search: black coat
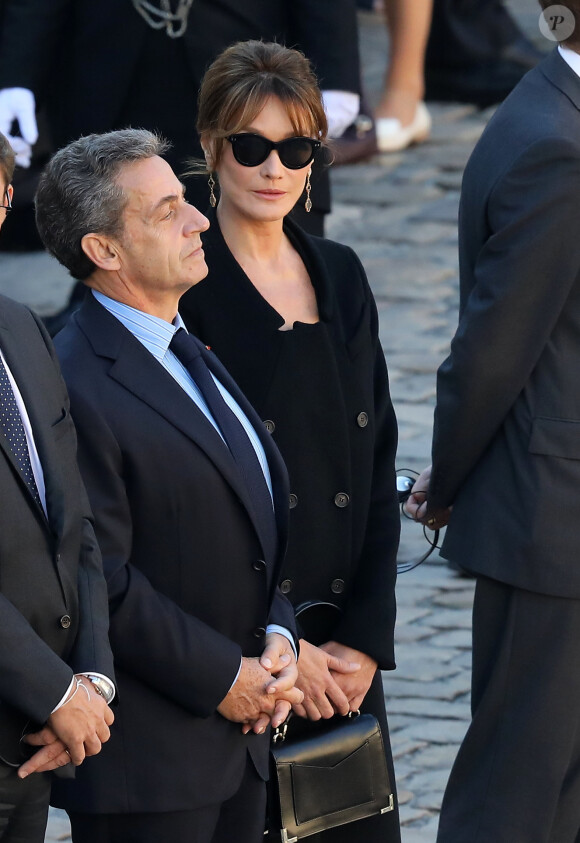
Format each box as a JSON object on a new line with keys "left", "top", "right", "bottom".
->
{"left": 52, "top": 294, "right": 296, "bottom": 814}
{"left": 180, "top": 213, "right": 399, "bottom": 670}
{"left": 0, "top": 294, "right": 113, "bottom": 765}
{"left": 429, "top": 49, "right": 580, "bottom": 597}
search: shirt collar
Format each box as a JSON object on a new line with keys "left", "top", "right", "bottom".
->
{"left": 92, "top": 289, "right": 186, "bottom": 363}
{"left": 558, "top": 44, "right": 580, "bottom": 78}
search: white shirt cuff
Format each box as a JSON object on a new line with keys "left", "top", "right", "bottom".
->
{"left": 51, "top": 677, "right": 76, "bottom": 713}
{"left": 321, "top": 90, "right": 361, "bottom": 139}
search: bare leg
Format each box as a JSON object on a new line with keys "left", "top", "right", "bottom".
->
{"left": 375, "top": 0, "right": 433, "bottom": 127}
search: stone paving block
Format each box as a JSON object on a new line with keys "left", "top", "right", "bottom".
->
{"left": 386, "top": 696, "right": 471, "bottom": 722}
{"left": 428, "top": 103, "right": 478, "bottom": 123}
{"left": 432, "top": 588, "right": 475, "bottom": 609}
{"left": 449, "top": 649, "right": 473, "bottom": 671}
{"left": 414, "top": 144, "right": 473, "bottom": 172}
{"left": 395, "top": 624, "right": 438, "bottom": 644}
{"left": 403, "top": 768, "right": 451, "bottom": 797}
{"left": 395, "top": 585, "right": 439, "bottom": 606}
{"left": 389, "top": 713, "right": 428, "bottom": 734}
{"left": 400, "top": 805, "right": 433, "bottom": 826}
{"left": 330, "top": 162, "right": 401, "bottom": 184}
{"left": 407, "top": 742, "right": 460, "bottom": 771}
{"left": 389, "top": 351, "right": 449, "bottom": 374}
{"left": 421, "top": 608, "right": 473, "bottom": 630}
{"left": 428, "top": 119, "right": 487, "bottom": 146}
{"left": 390, "top": 375, "right": 436, "bottom": 405}
{"left": 435, "top": 171, "right": 464, "bottom": 192}
{"left": 389, "top": 165, "right": 441, "bottom": 186}
{"left": 385, "top": 220, "right": 458, "bottom": 246}
{"left": 410, "top": 193, "right": 460, "bottom": 224}
{"left": 395, "top": 606, "right": 433, "bottom": 626}
{"left": 331, "top": 178, "right": 444, "bottom": 207}
{"left": 398, "top": 718, "right": 469, "bottom": 745}
{"left": 392, "top": 659, "right": 461, "bottom": 684}
{"left": 0, "top": 252, "right": 74, "bottom": 315}
{"left": 391, "top": 736, "right": 430, "bottom": 761}
{"left": 383, "top": 673, "right": 471, "bottom": 702}
{"left": 425, "top": 629, "right": 473, "bottom": 650}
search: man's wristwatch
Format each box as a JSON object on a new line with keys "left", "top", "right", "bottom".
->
{"left": 85, "top": 675, "right": 115, "bottom": 704}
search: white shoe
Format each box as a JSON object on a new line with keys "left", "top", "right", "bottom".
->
{"left": 375, "top": 102, "right": 432, "bottom": 153}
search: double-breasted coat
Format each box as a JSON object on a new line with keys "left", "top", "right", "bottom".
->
{"left": 180, "top": 213, "right": 401, "bottom": 841}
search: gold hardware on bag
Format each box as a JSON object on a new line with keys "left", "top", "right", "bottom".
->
{"left": 381, "top": 794, "right": 395, "bottom": 814}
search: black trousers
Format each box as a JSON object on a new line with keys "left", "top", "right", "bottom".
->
{"left": 68, "top": 754, "right": 266, "bottom": 843}
{"left": 427, "top": 0, "right": 520, "bottom": 68}
{"left": 0, "top": 764, "right": 49, "bottom": 843}
{"left": 437, "top": 576, "right": 580, "bottom": 843}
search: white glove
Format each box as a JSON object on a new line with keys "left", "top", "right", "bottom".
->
{"left": 321, "top": 90, "right": 360, "bottom": 139}
{"left": 0, "top": 88, "right": 38, "bottom": 169}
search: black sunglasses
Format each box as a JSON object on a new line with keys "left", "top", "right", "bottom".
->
{"left": 226, "top": 134, "right": 321, "bottom": 169}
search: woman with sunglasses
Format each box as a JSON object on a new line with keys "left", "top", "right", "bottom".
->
{"left": 180, "top": 40, "right": 401, "bottom": 843}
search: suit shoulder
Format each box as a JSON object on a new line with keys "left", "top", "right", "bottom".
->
{"left": 0, "top": 293, "right": 37, "bottom": 325}
{"left": 54, "top": 319, "right": 94, "bottom": 374}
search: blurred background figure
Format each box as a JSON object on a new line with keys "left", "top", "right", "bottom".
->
{"left": 425, "top": 0, "right": 544, "bottom": 106}
{"left": 0, "top": 0, "right": 361, "bottom": 258}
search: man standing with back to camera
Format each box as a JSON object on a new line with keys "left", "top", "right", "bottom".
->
{"left": 407, "top": 3, "right": 580, "bottom": 840}
{"left": 0, "top": 130, "right": 114, "bottom": 843}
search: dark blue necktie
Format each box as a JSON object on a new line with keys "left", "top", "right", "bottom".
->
{"left": 170, "top": 328, "right": 277, "bottom": 561}
{"left": 0, "top": 355, "right": 42, "bottom": 508}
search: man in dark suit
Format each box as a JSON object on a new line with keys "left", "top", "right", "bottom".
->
{"left": 35, "top": 128, "right": 306, "bottom": 843}
{"left": 0, "top": 130, "right": 115, "bottom": 842}
{"left": 407, "top": 3, "right": 580, "bottom": 839}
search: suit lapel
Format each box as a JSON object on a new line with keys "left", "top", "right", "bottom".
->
{"left": 0, "top": 320, "right": 55, "bottom": 532}
{"left": 76, "top": 297, "right": 287, "bottom": 561}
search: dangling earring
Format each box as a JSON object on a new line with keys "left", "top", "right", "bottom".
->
{"left": 305, "top": 171, "right": 312, "bottom": 213}
{"left": 208, "top": 173, "right": 217, "bottom": 208}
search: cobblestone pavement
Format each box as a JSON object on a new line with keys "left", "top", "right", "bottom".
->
{"left": 0, "top": 2, "right": 547, "bottom": 840}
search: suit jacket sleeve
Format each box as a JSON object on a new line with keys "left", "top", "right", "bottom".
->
{"left": 65, "top": 385, "right": 242, "bottom": 719}
{"left": 0, "top": 594, "right": 74, "bottom": 724}
{"left": 429, "top": 137, "right": 580, "bottom": 511}
{"left": 330, "top": 250, "right": 399, "bottom": 670}
{"left": 33, "top": 312, "right": 116, "bottom": 684}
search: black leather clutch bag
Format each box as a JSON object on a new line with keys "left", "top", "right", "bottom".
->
{"left": 269, "top": 712, "right": 394, "bottom": 842}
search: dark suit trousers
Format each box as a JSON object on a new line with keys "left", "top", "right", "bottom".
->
{"left": 0, "top": 764, "right": 50, "bottom": 843}
{"left": 427, "top": 0, "right": 519, "bottom": 68}
{"left": 68, "top": 755, "right": 266, "bottom": 843}
{"left": 437, "top": 576, "right": 580, "bottom": 843}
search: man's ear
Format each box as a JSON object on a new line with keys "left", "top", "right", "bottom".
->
{"left": 6, "top": 184, "right": 13, "bottom": 203}
{"left": 81, "top": 233, "right": 121, "bottom": 271}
